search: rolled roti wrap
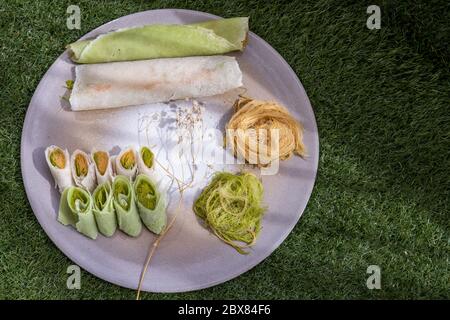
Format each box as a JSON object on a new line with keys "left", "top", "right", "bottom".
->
{"left": 71, "top": 149, "right": 96, "bottom": 192}
{"left": 137, "top": 146, "right": 158, "bottom": 179}
{"left": 112, "top": 175, "right": 142, "bottom": 237}
{"left": 115, "top": 147, "right": 137, "bottom": 179}
{"left": 45, "top": 145, "right": 73, "bottom": 193}
{"left": 67, "top": 17, "right": 248, "bottom": 64}
{"left": 92, "top": 182, "right": 116, "bottom": 237}
{"left": 69, "top": 55, "right": 242, "bottom": 111}
{"left": 138, "top": 146, "right": 171, "bottom": 193}
{"left": 134, "top": 174, "right": 167, "bottom": 235}
{"left": 91, "top": 149, "right": 114, "bottom": 185}
{"left": 58, "top": 186, "right": 98, "bottom": 239}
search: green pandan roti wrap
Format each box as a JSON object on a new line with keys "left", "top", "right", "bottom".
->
{"left": 112, "top": 175, "right": 142, "bottom": 237}
{"left": 92, "top": 182, "right": 117, "bottom": 237}
{"left": 67, "top": 17, "right": 248, "bottom": 63}
{"left": 134, "top": 174, "right": 167, "bottom": 235}
{"left": 58, "top": 186, "right": 98, "bottom": 239}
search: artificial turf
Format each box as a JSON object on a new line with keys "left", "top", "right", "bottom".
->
{"left": 0, "top": 0, "right": 448, "bottom": 299}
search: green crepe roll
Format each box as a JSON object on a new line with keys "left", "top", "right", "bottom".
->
{"left": 67, "top": 17, "right": 249, "bottom": 64}
{"left": 58, "top": 186, "right": 98, "bottom": 239}
{"left": 134, "top": 174, "right": 167, "bottom": 235}
{"left": 112, "top": 175, "right": 142, "bottom": 237}
{"left": 92, "top": 182, "right": 117, "bottom": 237}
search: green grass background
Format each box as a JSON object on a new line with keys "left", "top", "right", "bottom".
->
{"left": 0, "top": 0, "right": 449, "bottom": 299}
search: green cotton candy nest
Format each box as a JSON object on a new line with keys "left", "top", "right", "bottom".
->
{"left": 193, "top": 172, "right": 265, "bottom": 254}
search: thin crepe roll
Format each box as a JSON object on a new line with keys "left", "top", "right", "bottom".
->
{"left": 91, "top": 149, "right": 114, "bottom": 184}
{"left": 112, "top": 175, "right": 142, "bottom": 237}
{"left": 134, "top": 174, "right": 167, "bottom": 235}
{"left": 58, "top": 186, "right": 98, "bottom": 239}
{"left": 71, "top": 149, "right": 97, "bottom": 192}
{"left": 69, "top": 56, "right": 242, "bottom": 111}
{"left": 67, "top": 17, "right": 249, "bottom": 64}
{"left": 92, "top": 182, "right": 117, "bottom": 237}
{"left": 137, "top": 146, "right": 170, "bottom": 192}
{"left": 45, "top": 145, "right": 73, "bottom": 193}
{"left": 115, "top": 147, "right": 137, "bottom": 179}
{"left": 137, "top": 146, "right": 159, "bottom": 179}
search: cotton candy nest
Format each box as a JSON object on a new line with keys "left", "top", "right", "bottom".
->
{"left": 193, "top": 172, "right": 265, "bottom": 254}
{"left": 226, "top": 97, "right": 306, "bottom": 166}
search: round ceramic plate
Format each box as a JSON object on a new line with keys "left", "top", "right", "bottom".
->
{"left": 21, "top": 9, "right": 319, "bottom": 293}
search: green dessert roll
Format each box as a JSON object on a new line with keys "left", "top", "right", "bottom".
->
{"left": 112, "top": 175, "right": 142, "bottom": 237}
{"left": 67, "top": 17, "right": 249, "bottom": 64}
{"left": 133, "top": 174, "right": 167, "bottom": 235}
{"left": 137, "top": 146, "right": 165, "bottom": 185}
{"left": 58, "top": 186, "right": 98, "bottom": 239}
{"left": 92, "top": 182, "right": 117, "bottom": 237}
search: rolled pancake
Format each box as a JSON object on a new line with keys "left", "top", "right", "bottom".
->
{"left": 45, "top": 145, "right": 73, "bottom": 193}
{"left": 115, "top": 147, "right": 137, "bottom": 179}
{"left": 91, "top": 148, "right": 114, "bottom": 185}
{"left": 134, "top": 174, "right": 167, "bottom": 235}
{"left": 71, "top": 149, "right": 96, "bottom": 192}
{"left": 113, "top": 175, "right": 142, "bottom": 237}
{"left": 137, "top": 146, "right": 157, "bottom": 180}
{"left": 58, "top": 186, "right": 98, "bottom": 240}
{"left": 137, "top": 146, "right": 170, "bottom": 192}
{"left": 69, "top": 55, "right": 242, "bottom": 111}
{"left": 67, "top": 17, "right": 249, "bottom": 64}
{"left": 92, "top": 182, "right": 116, "bottom": 237}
